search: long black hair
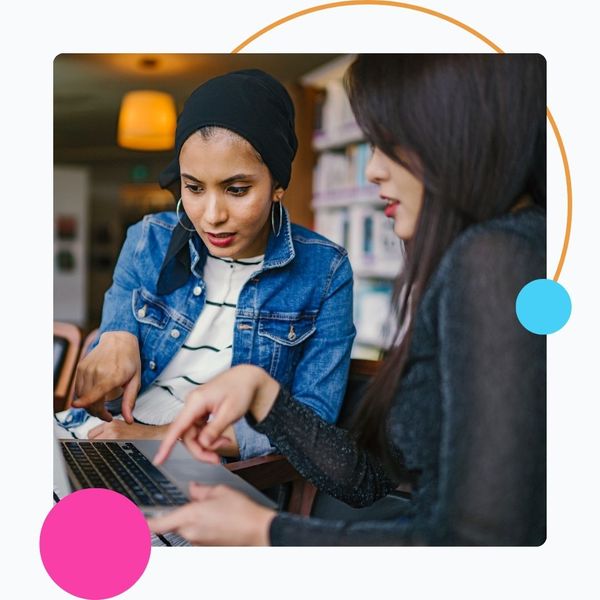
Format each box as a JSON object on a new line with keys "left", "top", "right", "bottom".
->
{"left": 345, "top": 54, "right": 546, "bottom": 470}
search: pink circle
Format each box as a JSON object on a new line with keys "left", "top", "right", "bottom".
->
{"left": 40, "top": 489, "right": 151, "bottom": 599}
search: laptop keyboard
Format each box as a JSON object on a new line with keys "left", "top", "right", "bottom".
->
{"left": 60, "top": 441, "right": 188, "bottom": 507}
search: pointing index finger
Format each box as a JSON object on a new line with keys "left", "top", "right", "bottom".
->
{"left": 153, "top": 397, "right": 212, "bottom": 465}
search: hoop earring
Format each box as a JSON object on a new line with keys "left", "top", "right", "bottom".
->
{"left": 176, "top": 198, "right": 196, "bottom": 232}
{"left": 271, "top": 201, "right": 283, "bottom": 237}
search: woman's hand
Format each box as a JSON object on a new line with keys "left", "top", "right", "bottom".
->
{"left": 153, "top": 365, "right": 280, "bottom": 465}
{"left": 72, "top": 331, "right": 141, "bottom": 423}
{"left": 147, "top": 483, "right": 276, "bottom": 546}
{"left": 87, "top": 419, "right": 241, "bottom": 454}
{"left": 88, "top": 421, "right": 169, "bottom": 440}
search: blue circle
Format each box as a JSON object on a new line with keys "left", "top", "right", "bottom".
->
{"left": 515, "top": 278, "right": 571, "bottom": 335}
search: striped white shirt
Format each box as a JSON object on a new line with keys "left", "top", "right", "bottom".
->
{"left": 132, "top": 253, "right": 264, "bottom": 425}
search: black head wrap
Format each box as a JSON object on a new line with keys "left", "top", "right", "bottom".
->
{"left": 156, "top": 69, "right": 297, "bottom": 296}
{"left": 159, "top": 68, "right": 298, "bottom": 191}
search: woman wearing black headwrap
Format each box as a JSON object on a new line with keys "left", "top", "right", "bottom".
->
{"left": 69, "top": 70, "right": 356, "bottom": 460}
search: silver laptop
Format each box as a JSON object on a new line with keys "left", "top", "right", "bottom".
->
{"left": 53, "top": 422, "right": 276, "bottom": 519}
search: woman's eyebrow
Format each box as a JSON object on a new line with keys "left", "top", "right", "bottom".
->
{"left": 220, "top": 174, "right": 256, "bottom": 185}
{"left": 181, "top": 173, "right": 202, "bottom": 183}
{"left": 180, "top": 173, "right": 256, "bottom": 185}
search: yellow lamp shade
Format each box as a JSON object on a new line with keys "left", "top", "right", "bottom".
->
{"left": 117, "top": 90, "right": 176, "bottom": 151}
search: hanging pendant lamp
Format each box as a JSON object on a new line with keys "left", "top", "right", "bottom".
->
{"left": 117, "top": 90, "right": 176, "bottom": 151}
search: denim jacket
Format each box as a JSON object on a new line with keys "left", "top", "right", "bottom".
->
{"left": 96, "top": 208, "right": 356, "bottom": 459}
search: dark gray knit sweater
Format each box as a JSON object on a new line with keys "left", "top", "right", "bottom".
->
{"left": 251, "top": 208, "right": 546, "bottom": 546}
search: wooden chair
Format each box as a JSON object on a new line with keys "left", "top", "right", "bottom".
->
{"left": 225, "top": 359, "right": 383, "bottom": 516}
{"left": 53, "top": 321, "right": 83, "bottom": 412}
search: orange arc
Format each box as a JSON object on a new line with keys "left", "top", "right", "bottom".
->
{"left": 546, "top": 108, "right": 572, "bottom": 282}
{"left": 232, "top": 0, "right": 572, "bottom": 281}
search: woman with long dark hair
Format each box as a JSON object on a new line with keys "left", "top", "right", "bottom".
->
{"left": 149, "top": 54, "right": 546, "bottom": 545}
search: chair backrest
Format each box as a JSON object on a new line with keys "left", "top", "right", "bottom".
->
{"left": 337, "top": 358, "right": 381, "bottom": 428}
{"left": 53, "top": 321, "right": 82, "bottom": 412}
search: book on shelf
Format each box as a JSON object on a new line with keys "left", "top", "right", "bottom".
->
{"left": 306, "top": 56, "right": 402, "bottom": 358}
{"left": 353, "top": 279, "right": 395, "bottom": 351}
{"left": 347, "top": 205, "right": 403, "bottom": 277}
{"left": 320, "top": 79, "right": 355, "bottom": 136}
{"left": 312, "top": 143, "right": 374, "bottom": 196}
{"left": 314, "top": 207, "right": 349, "bottom": 249}
{"left": 314, "top": 204, "right": 402, "bottom": 278}
{"left": 312, "top": 78, "right": 364, "bottom": 150}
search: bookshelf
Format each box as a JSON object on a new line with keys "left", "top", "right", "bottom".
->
{"left": 302, "top": 56, "right": 403, "bottom": 359}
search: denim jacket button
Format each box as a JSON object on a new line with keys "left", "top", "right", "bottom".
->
{"left": 170, "top": 329, "right": 180, "bottom": 339}
{"left": 288, "top": 325, "right": 296, "bottom": 341}
{"left": 137, "top": 305, "right": 147, "bottom": 318}
{"left": 149, "top": 361, "right": 157, "bottom": 370}
{"left": 193, "top": 286, "right": 203, "bottom": 296}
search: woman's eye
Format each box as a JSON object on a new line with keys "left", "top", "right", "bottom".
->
{"left": 184, "top": 184, "right": 203, "bottom": 194}
{"left": 228, "top": 186, "right": 250, "bottom": 196}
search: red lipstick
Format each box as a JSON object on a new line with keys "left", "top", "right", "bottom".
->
{"left": 206, "top": 232, "right": 236, "bottom": 248}
{"left": 383, "top": 199, "right": 400, "bottom": 218}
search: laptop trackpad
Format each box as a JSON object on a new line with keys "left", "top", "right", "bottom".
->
{"left": 133, "top": 440, "right": 276, "bottom": 508}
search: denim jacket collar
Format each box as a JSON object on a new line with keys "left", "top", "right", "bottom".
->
{"left": 157, "top": 206, "right": 294, "bottom": 295}
{"left": 260, "top": 205, "right": 295, "bottom": 270}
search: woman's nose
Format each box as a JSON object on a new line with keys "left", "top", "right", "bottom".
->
{"left": 365, "top": 148, "right": 388, "bottom": 185}
{"left": 203, "top": 194, "right": 228, "bottom": 225}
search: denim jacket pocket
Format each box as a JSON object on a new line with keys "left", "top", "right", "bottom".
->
{"left": 258, "top": 313, "right": 317, "bottom": 346}
{"left": 132, "top": 288, "right": 170, "bottom": 330}
{"left": 257, "top": 313, "right": 317, "bottom": 382}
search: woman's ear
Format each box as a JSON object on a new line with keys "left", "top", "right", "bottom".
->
{"left": 272, "top": 185, "right": 285, "bottom": 203}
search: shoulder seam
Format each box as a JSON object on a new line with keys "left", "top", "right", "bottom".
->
{"left": 321, "top": 252, "right": 350, "bottom": 303}
{"left": 292, "top": 233, "right": 348, "bottom": 257}
{"left": 145, "top": 212, "right": 177, "bottom": 231}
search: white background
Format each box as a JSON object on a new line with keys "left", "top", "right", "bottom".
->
{"left": 1, "top": 0, "right": 598, "bottom": 597}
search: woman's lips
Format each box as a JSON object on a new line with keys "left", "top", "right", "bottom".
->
{"left": 383, "top": 198, "right": 400, "bottom": 218}
{"left": 206, "top": 232, "right": 236, "bottom": 248}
